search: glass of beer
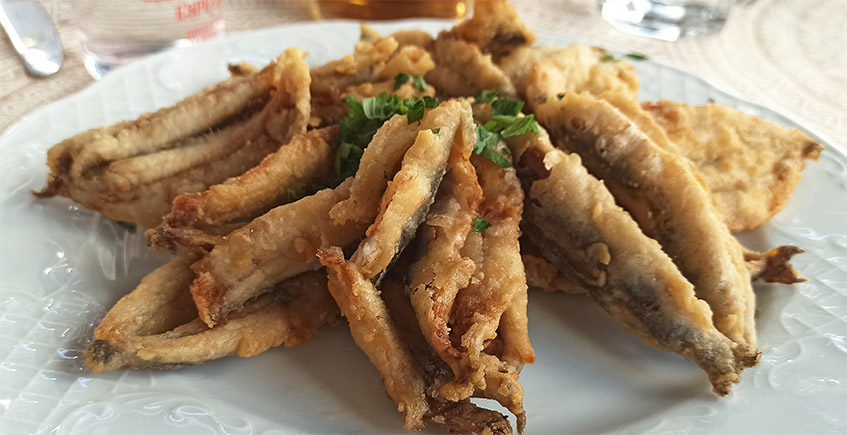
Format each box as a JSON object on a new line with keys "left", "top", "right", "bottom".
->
{"left": 311, "top": 0, "right": 472, "bottom": 20}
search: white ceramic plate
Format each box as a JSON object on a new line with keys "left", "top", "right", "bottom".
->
{"left": 1, "top": 20, "right": 845, "bottom": 434}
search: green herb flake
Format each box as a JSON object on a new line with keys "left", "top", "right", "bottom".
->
{"left": 474, "top": 126, "right": 511, "bottom": 168}
{"left": 500, "top": 114, "right": 539, "bottom": 138}
{"left": 394, "top": 73, "right": 411, "bottom": 90}
{"left": 431, "top": 128, "right": 440, "bottom": 134}
{"left": 422, "top": 96, "right": 438, "bottom": 108}
{"left": 474, "top": 89, "right": 499, "bottom": 104}
{"left": 557, "top": 93, "right": 566, "bottom": 100}
{"left": 491, "top": 98, "right": 524, "bottom": 117}
{"left": 472, "top": 217, "right": 491, "bottom": 232}
{"left": 625, "top": 52, "right": 649, "bottom": 61}
{"left": 406, "top": 98, "right": 426, "bottom": 124}
{"left": 601, "top": 53, "right": 617, "bottom": 61}
{"left": 412, "top": 75, "right": 428, "bottom": 91}
{"left": 474, "top": 126, "right": 500, "bottom": 154}
{"left": 335, "top": 142, "right": 365, "bottom": 176}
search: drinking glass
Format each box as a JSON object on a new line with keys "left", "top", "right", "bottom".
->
{"left": 597, "top": 0, "right": 734, "bottom": 41}
{"left": 72, "top": 0, "right": 226, "bottom": 79}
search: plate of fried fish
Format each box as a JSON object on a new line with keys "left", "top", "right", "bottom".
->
{"left": 1, "top": 1, "right": 846, "bottom": 433}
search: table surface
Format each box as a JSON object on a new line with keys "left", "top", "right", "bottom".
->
{"left": 1, "top": 0, "right": 844, "bottom": 150}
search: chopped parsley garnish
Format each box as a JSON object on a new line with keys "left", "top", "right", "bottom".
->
{"left": 601, "top": 53, "right": 617, "bottom": 61}
{"left": 557, "top": 93, "right": 566, "bottom": 100}
{"left": 334, "top": 92, "right": 439, "bottom": 178}
{"left": 474, "top": 126, "right": 511, "bottom": 168}
{"left": 625, "top": 52, "right": 649, "bottom": 61}
{"left": 491, "top": 98, "right": 524, "bottom": 117}
{"left": 394, "top": 73, "right": 428, "bottom": 91}
{"left": 431, "top": 128, "right": 440, "bottom": 134}
{"left": 412, "top": 75, "right": 428, "bottom": 91}
{"left": 472, "top": 217, "right": 491, "bottom": 232}
{"left": 474, "top": 89, "right": 499, "bottom": 104}
{"left": 471, "top": 91, "right": 541, "bottom": 168}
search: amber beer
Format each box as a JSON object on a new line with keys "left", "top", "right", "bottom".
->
{"left": 312, "top": 0, "right": 471, "bottom": 20}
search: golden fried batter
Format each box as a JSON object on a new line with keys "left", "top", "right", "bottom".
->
{"left": 37, "top": 48, "right": 311, "bottom": 228}
{"left": 643, "top": 100, "right": 823, "bottom": 232}
{"left": 311, "top": 26, "right": 436, "bottom": 126}
{"left": 352, "top": 100, "right": 472, "bottom": 279}
{"left": 524, "top": 45, "right": 639, "bottom": 110}
{"left": 319, "top": 247, "right": 429, "bottom": 430}
{"left": 426, "top": 33, "right": 516, "bottom": 98}
{"left": 149, "top": 127, "right": 337, "bottom": 251}
{"left": 536, "top": 94, "right": 759, "bottom": 368}
{"left": 450, "top": 0, "right": 536, "bottom": 62}
{"left": 521, "top": 144, "right": 741, "bottom": 395}
{"left": 85, "top": 254, "right": 337, "bottom": 373}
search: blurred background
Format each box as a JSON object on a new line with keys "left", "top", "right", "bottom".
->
{"left": 0, "top": 0, "right": 844, "bottom": 145}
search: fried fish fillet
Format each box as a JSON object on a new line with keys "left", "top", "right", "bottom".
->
{"left": 426, "top": 33, "right": 516, "bottom": 98}
{"left": 446, "top": 156, "right": 531, "bottom": 430}
{"left": 518, "top": 143, "right": 741, "bottom": 395}
{"left": 350, "top": 112, "right": 463, "bottom": 279}
{"left": 407, "top": 136, "right": 482, "bottom": 386}
{"left": 318, "top": 101, "right": 472, "bottom": 430}
{"left": 319, "top": 248, "right": 429, "bottom": 430}
{"left": 85, "top": 253, "right": 338, "bottom": 373}
{"left": 498, "top": 45, "right": 561, "bottom": 97}
{"left": 191, "top": 102, "right": 466, "bottom": 326}
{"left": 382, "top": 278, "right": 513, "bottom": 435}
{"left": 450, "top": 0, "right": 536, "bottom": 62}
{"left": 524, "top": 45, "right": 639, "bottom": 110}
{"left": 311, "top": 25, "right": 436, "bottom": 126}
{"left": 536, "top": 94, "right": 759, "bottom": 368}
{"left": 37, "top": 48, "right": 311, "bottom": 228}
{"left": 148, "top": 126, "right": 338, "bottom": 251}
{"left": 190, "top": 179, "right": 359, "bottom": 326}
{"left": 642, "top": 100, "right": 823, "bottom": 232}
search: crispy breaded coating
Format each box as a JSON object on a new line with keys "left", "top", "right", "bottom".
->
{"left": 311, "top": 26, "right": 436, "bottom": 126}
{"left": 446, "top": 156, "right": 530, "bottom": 430}
{"left": 426, "top": 33, "right": 516, "bottom": 98}
{"left": 190, "top": 179, "right": 361, "bottom": 326}
{"left": 319, "top": 247, "right": 429, "bottom": 430}
{"left": 524, "top": 45, "right": 639, "bottom": 110}
{"left": 499, "top": 45, "right": 561, "bottom": 97}
{"left": 536, "top": 94, "right": 759, "bottom": 368}
{"left": 37, "top": 48, "right": 311, "bottom": 228}
{"left": 451, "top": 0, "right": 536, "bottom": 61}
{"left": 85, "top": 254, "right": 337, "bottom": 373}
{"left": 521, "top": 145, "right": 741, "bottom": 395}
{"left": 149, "top": 127, "right": 337, "bottom": 251}
{"left": 383, "top": 277, "right": 514, "bottom": 435}
{"left": 352, "top": 100, "right": 472, "bottom": 280}
{"left": 642, "top": 100, "right": 823, "bottom": 232}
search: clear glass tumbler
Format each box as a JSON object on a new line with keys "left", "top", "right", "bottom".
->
{"left": 72, "top": 0, "right": 226, "bottom": 79}
{"left": 597, "top": 0, "right": 734, "bottom": 41}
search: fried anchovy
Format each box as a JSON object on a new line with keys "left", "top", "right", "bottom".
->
{"left": 85, "top": 253, "right": 337, "bottom": 373}
{"left": 536, "top": 94, "right": 759, "bottom": 369}
{"left": 37, "top": 48, "right": 311, "bottom": 228}
{"left": 350, "top": 100, "right": 471, "bottom": 282}
{"left": 149, "top": 126, "right": 338, "bottom": 251}
{"left": 513, "top": 130, "right": 741, "bottom": 395}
